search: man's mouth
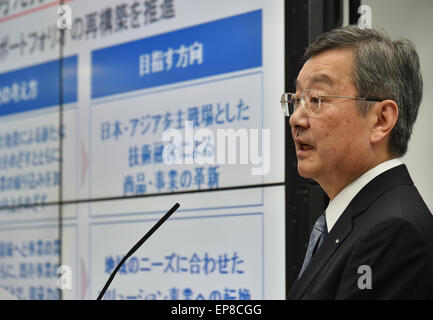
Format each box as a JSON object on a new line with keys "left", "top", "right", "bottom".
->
{"left": 300, "top": 143, "right": 313, "bottom": 151}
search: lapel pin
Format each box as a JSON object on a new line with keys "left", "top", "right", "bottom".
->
{"left": 335, "top": 238, "right": 340, "bottom": 244}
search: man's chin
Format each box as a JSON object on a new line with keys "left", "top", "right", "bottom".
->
{"left": 296, "top": 163, "right": 315, "bottom": 179}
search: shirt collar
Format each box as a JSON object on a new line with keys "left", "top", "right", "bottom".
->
{"left": 325, "top": 158, "right": 403, "bottom": 232}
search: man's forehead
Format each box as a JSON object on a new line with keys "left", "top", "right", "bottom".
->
{"left": 295, "top": 49, "right": 354, "bottom": 90}
{"left": 295, "top": 74, "right": 334, "bottom": 90}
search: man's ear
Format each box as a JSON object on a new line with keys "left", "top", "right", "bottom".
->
{"left": 369, "top": 100, "right": 399, "bottom": 145}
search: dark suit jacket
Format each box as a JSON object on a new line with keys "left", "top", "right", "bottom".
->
{"left": 288, "top": 164, "right": 433, "bottom": 299}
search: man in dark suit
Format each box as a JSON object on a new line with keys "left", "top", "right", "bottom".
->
{"left": 281, "top": 25, "right": 433, "bottom": 299}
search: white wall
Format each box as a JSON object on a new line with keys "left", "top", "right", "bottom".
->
{"left": 360, "top": 0, "right": 433, "bottom": 212}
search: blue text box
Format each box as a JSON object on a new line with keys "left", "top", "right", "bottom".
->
{"left": 0, "top": 56, "right": 78, "bottom": 117}
{"left": 91, "top": 10, "right": 262, "bottom": 99}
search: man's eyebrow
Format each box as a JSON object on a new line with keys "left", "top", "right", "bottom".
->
{"left": 295, "top": 74, "right": 334, "bottom": 90}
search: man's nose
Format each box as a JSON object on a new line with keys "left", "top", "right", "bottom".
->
{"left": 289, "top": 104, "right": 309, "bottom": 129}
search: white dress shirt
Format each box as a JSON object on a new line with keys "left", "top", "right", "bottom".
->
{"left": 325, "top": 158, "right": 403, "bottom": 232}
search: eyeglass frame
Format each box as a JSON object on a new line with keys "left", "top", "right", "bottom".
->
{"left": 280, "top": 89, "right": 383, "bottom": 117}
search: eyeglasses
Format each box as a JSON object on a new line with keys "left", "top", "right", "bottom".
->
{"left": 280, "top": 89, "right": 383, "bottom": 117}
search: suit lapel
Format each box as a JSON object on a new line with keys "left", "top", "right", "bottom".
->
{"left": 287, "top": 164, "right": 413, "bottom": 299}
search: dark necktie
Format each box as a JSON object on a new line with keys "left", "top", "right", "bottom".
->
{"left": 298, "top": 212, "right": 328, "bottom": 279}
